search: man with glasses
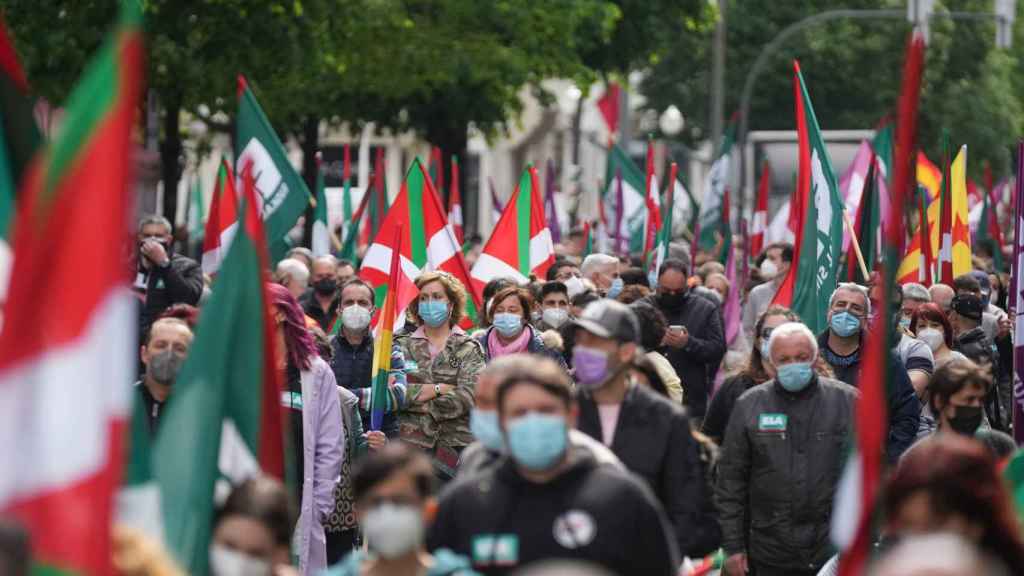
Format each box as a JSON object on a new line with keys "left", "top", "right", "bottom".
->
{"left": 818, "top": 283, "right": 920, "bottom": 461}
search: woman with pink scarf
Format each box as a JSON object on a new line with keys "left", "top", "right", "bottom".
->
{"left": 476, "top": 286, "right": 567, "bottom": 369}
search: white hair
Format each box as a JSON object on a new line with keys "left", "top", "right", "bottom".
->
{"left": 829, "top": 282, "right": 871, "bottom": 318}
{"left": 580, "top": 253, "right": 618, "bottom": 279}
{"left": 276, "top": 258, "right": 309, "bottom": 282}
{"left": 901, "top": 282, "right": 931, "bottom": 303}
{"left": 766, "top": 322, "right": 818, "bottom": 365}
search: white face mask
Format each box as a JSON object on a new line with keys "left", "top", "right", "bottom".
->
{"left": 564, "top": 276, "right": 586, "bottom": 298}
{"left": 363, "top": 503, "right": 424, "bottom": 559}
{"left": 542, "top": 307, "right": 570, "bottom": 328}
{"left": 341, "top": 304, "right": 372, "bottom": 331}
{"left": 209, "top": 544, "right": 272, "bottom": 576}
{"left": 916, "top": 327, "right": 945, "bottom": 352}
{"left": 759, "top": 258, "right": 778, "bottom": 279}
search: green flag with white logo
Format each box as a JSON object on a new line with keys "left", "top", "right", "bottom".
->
{"left": 235, "top": 75, "right": 311, "bottom": 263}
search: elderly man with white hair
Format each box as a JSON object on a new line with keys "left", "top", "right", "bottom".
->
{"left": 580, "top": 253, "right": 623, "bottom": 299}
{"left": 716, "top": 321, "right": 858, "bottom": 576}
{"left": 275, "top": 257, "right": 310, "bottom": 301}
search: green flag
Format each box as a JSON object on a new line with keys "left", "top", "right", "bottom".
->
{"left": 235, "top": 75, "right": 312, "bottom": 263}
{"left": 312, "top": 155, "right": 330, "bottom": 256}
{"left": 154, "top": 168, "right": 286, "bottom": 575}
{"left": 698, "top": 125, "right": 736, "bottom": 251}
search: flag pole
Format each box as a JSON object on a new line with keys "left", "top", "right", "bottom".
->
{"left": 843, "top": 209, "right": 871, "bottom": 281}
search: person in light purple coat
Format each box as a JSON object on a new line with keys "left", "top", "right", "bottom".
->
{"left": 268, "top": 283, "right": 344, "bottom": 574}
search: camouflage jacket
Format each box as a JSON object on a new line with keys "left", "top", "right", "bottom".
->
{"left": 395, "top": 326, "right": 485, "bottom": 450}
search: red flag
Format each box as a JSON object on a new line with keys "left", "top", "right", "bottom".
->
{"left": 448, "top": 155, "right": 464, "bottom": 244}
{"left": 642, "top": 141, "right": 662, "bottom": 262}
{"left": 751, "top": 160, "right": 770, "bottom": 257}
{"left": 596, "top": 82, "right": 620, "bottom": 135}
{"left": 201, "top": 158, "right": 239, "bottom": 274}
{"left": 343, "top": 142, "right": 351, "bottom": 183}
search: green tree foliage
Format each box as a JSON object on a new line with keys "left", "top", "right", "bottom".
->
{"left": 641, "top": 0, "right": 1024, "bottom": 178}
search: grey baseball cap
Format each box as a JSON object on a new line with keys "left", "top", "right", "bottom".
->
{"left": 572, "top": 299, "right": 640, "bottom": 344}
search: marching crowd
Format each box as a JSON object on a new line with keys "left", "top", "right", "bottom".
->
{"left": 45, "top": 214, "right": 1024, "bottom": 576}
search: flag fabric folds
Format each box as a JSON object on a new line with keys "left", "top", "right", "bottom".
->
{"left": 835, "top": 31, "right": 923, "bottom": 576}
{"left": 770, "top": 61, "right": 844, "bottom": 335}
{"left": 698, "top": 127, "right": 734, "bottom": 252}
{"left": 359, "top": 159, "right": 480, "bottom": 329}
{"left": 1012, "top": 141, "right": 1024, "bottom": 443}
{"left": 471, "top": 166, "right": 556, "bottom": 294}
{"left": 545, "top": 158, "right": 562, "bottom": 244}
{"left": 0, "top": 13, "right": 42, "bottom": 299}
{"left": 0, "top": 4, "right": 142, "bottom": 574}
{"left": 647, "top": 162, "right": 677, "bottom": 280}
{"left": 153, "top": 162, "right": 286, "bottom": 575}
{"left": 235, "top": 75, "right": 312, "bottom": 263}
{"left": 368, "top": 225, "right": 416, "bottom": 431}
{"left": 311, "top": 152, "right": 331, "bottom": 257}
{"left": 448, "top": 155, "right": 464, "bottom": 245}
{"left": 642, "top": 142, "right": 661, "bottom": 263}
{"left": 750, "top": 160, "right": 770, "bottom": 258}
{"left": 201, "top": 158, "right": 239, "bottom": 275}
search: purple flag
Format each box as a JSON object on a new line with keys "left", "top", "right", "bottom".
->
{"left": 489, "top": 176, "right": 504, "bottom": 225}
{"left": 545, "top": 159, "right": 562, "bottom": 243}
{"left": 723, "top": 241, "right": 741, "bottom": 345}
{"left": 1013, "top": 141, "right": 1024, "bottom": 444}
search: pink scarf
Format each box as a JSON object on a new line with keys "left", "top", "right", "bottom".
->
{"left": 487, "top": 325, "right": 532, "bottom": 357}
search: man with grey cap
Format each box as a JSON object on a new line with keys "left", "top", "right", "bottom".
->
{"left": 572, "top": 299, "right": 713, "bottom": 558}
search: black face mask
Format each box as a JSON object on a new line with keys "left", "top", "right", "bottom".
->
{"left": 947, "top": 404, "right": 983, "bottom": 436}
{"left": 658, "top": 291, "right": 685, "bottom": 310}
{"left": 313, "top": 278, "right": 337, "bottom": 296}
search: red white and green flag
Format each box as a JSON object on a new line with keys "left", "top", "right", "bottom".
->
{"left": 771, "top": 61, "right": 844, "bottom": 335}
{"left": 368, "top": 225, "right": 417, "bottom": 430}
{"left": 698, "top": 124, "right": 735, "bottom": 251}
{"left": 833, "top": 31, "right": 924, "bottom": 576}
{"left": 750, "top": 160, "right": 770, "bottom": 258}
{"left": 359, "top": 147, "right": 389, "bottom": 250}
{"left": 647, "top": 162, "right": 677, "bottom": 279}
{"left": 311, "top": 151, "right": 331, "bottom": 257}
{"left": 603, "top": 143, "right": 646, "bottom": 253}
{"left": 471, "top": 165, "right": 556, "bottom": 292}
{"left": 0, "top": 3, "right": 142, "bottom": 574}
{"left": 153, "top": 161, "right": 286, "bottom": 574}
{"left": 236, "top": 75, "right": 312, "bottom": 263}
{"left": 359, "top": 158, "right": 481, "bottom": 328}
{"left": 201, "top": 157, "right": 239, "bottom": 274}
{"left": 0, "top": 14, "right": 42, "bottom": 300}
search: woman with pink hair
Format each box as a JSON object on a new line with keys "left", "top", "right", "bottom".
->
{"left": 266, "top": 282, "right": 344, "bottom": 575}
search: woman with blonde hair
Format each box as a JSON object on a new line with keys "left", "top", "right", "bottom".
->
{"left": 395, "top": 271, "right": 485, "bottom": 481}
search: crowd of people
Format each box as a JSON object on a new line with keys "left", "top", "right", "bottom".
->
{"left": 54, "top": 214, "right": 1024, "bottom": 576}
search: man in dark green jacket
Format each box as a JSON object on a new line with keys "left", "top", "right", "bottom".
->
{"left": 716, "top": 322, "right": 858, "bottom": 576}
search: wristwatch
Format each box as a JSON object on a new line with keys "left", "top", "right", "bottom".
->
{"left": 434, "top": 384, "right": 442, "bottom": 396}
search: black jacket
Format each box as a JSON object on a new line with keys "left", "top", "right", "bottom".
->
{"left": 428, "top": 451, "right": 679, "bottom": 576}
{"left": 715, "top": 376, "right": 858, "bottom": 572}
{"left": 818, "top": 332, "right": 920, "bottom": 461}
{"left": 702, "top": 374, "right": 760, "bottom": 444}
{"left": 300, "top": 290, "right": 340, "bottom": 332}
{"left": 644, "top": 293, "right": 726, "bottom": 418}
{"left": 576, "top": 383, "right": 717, "bottom": 557}
{"left": 139, "top": 253, "right": 203, "bottom": 335}
{"left": 955, "top": 327, "right": 1005, "bottom": 429}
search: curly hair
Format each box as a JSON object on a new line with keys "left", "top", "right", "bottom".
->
{"left": 910, "top": 302, "right": 954, "bottom": 350}
{"left": 409, "top": 271, "right": 468, "bottom": 328}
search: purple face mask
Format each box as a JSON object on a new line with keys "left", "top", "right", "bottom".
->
{"left": 573, "top": 345, "right": 610, "bottom": 389}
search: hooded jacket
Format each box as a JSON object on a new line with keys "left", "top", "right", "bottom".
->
{"left": 429, "top": 450, "right": 679, "bottom": 576}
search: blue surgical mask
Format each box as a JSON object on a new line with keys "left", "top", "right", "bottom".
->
{"left": 776, "top": 362, "right": 814, "bottom": 392}
{"left": 418, "top": 300, "right": 450, "bottom": 327}
{"left": 898, "top": 316, "right": 911, "bottom": 331}
{"left": 506, "top": 412, "right": 567, "bottom": 471}
{"left": 470, "top": 409, "right": 504, "bottom": 452}
{"left": 492, "top": 313, "right": 524, "bottom": 338}
{"left": 606, "top": 277, "right": 624, "bottom": 299}
{"left": 830, "top": 311, "right": 862, "bottom": 338}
